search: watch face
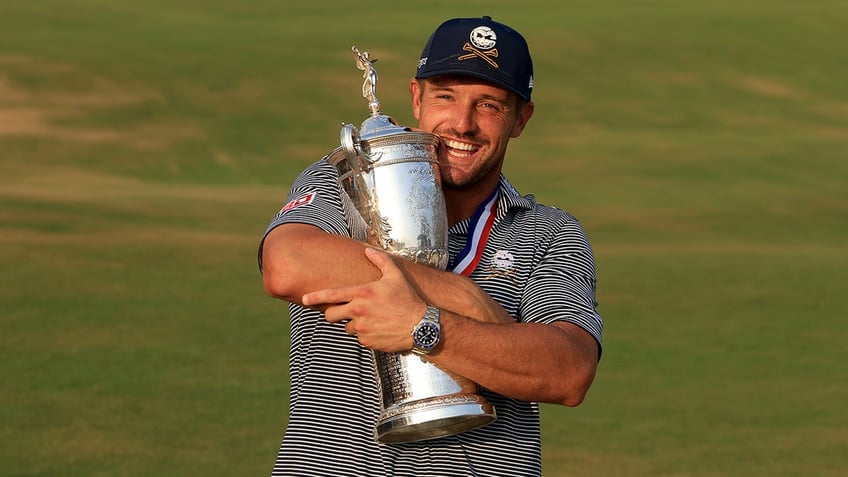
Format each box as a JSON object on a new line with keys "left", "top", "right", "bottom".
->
{"left": 414, "top": 323, "right": 439, "bottom": 350}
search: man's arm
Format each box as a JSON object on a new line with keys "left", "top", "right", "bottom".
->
{"left": 428, "top": 313, "right": 598, "bottom": 406}
{"left": 261, "top": 223, "right": 380, "bottom": 304}
{"left": 262, "top": 222, "right": 512, "bottom": 324}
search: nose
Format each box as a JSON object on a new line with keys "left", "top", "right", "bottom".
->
{"left": 452, "top": 102, "right": 479, "bottom": 136}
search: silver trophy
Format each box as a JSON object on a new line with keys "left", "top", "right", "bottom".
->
{"left": 326, "top": 47, "right": 496, "bottom": 443}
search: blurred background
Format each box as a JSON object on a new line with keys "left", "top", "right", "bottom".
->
{"left": 1, "top": 1, "right": 846, "bottom": 475}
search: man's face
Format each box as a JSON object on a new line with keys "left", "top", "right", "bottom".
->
{"left": 410, "top": 76, "right": 534, "bottom": 191}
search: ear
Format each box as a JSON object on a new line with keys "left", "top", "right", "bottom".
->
{"left": 409, "top": 79, "right": 423, "bottom": 120}
{"left": 510, "top": 101, "right": 534, "bottom": 138}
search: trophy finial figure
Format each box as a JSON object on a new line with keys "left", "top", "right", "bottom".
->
{"left": 352, "top": 46, "right": 381, "bottom": 115}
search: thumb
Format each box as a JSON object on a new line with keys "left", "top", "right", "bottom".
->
{"left": 364, "top": 247, "right": 399, "bottom": 278}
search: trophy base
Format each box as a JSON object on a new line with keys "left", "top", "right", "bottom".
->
{"left": 375, "top": 394, "right": 496, "bottom": 443}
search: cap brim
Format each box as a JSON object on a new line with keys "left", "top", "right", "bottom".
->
{"left": 415, "top": 68, "right": 531, "bottom": 101}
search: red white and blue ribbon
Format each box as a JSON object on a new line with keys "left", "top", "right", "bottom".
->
{"left": 450, "top": 188, "right": 499, "bottom": 276}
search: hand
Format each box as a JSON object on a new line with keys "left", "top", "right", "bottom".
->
{"left": 302, "top": 248, "right": 427, "bottom": 352}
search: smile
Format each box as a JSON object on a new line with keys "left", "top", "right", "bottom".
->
{"left": 443, "top": 138, "right": 479, "bottom": 157}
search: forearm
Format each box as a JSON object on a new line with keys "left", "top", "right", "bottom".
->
{"left": 261, "top": 223, "right": 380, "bottom": 305}
{"left": 396, "top": 260, "right": 513, "bottom": 325}
{"left": 428, "top": 316, "right": 599, "bottom": 406}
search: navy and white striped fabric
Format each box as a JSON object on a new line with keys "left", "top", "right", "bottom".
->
{"left": 260, "top": 159, "right": 603, "bottom": 477}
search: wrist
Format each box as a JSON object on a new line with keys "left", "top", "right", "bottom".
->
{"left": 411, "top": 305, "right": 441, "bottom": 355}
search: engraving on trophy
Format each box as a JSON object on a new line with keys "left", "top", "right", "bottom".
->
{"left": 375, "top": 351, "right": 412, "bottom": 403}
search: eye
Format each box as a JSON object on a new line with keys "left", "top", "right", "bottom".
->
{"left": 479, "top": 101, "right": 502, "bottom": 113}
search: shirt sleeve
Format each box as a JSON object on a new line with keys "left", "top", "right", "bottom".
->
{"left": 519, "top": 213, "right": 604, "bottom": 355}
{"left": 257, "top": 159, "right": 358, "bottom": 272}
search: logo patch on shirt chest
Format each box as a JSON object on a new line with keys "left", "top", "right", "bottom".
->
{"left": 483, "top": 250, "right": 518, "bottom": 282}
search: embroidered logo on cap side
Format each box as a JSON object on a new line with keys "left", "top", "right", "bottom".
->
{"left": 459, "top": 26, "right": 499, "bottom": 68}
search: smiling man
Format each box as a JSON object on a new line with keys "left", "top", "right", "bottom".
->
{"left": 259, "top": 16, "right": 603, "bottom": 477}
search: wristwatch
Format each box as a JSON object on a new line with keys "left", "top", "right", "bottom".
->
{"left": 411, "top": 305, "right": 441, "bottom": 355}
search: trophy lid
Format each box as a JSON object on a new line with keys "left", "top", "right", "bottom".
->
{"left": 359, "top": 111, "right": 410, "bottom": 140}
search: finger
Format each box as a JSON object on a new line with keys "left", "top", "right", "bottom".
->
{"left": 344, "top": 320, "right": 357, "bottom": 336}
{"left": 321, "top": 303, "right": 352, "bottom": 324}
{"left": 302, "top": 286, "right": 354, "bottom": 307}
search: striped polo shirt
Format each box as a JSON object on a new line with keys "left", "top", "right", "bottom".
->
{"left": 260, "top": 158, "right": 603, "bottom": 477}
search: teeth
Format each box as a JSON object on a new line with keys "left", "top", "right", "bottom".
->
{"left": 444, "top": 139, "right": 475, "bottom": 151}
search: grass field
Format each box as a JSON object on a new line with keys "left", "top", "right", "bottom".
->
{"left": 1, "top": 1, "right": 846, "bottom": 476}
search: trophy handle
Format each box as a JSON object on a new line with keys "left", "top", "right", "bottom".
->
{"left": 340, "top": 123, "right": 360, "bottom": 163}
{"left": 340, "top": 123, "right": 364, "bottom": 173}
{"left": 340, "top": 123, "right": 381, "bottom": 172}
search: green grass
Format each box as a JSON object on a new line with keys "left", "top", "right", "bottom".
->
{"left": 2, "top": 1, "right": 846, "bottom": 475}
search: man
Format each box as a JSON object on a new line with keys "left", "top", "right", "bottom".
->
{"left": 259, "top": 16, "right": 603, "bottom": 476}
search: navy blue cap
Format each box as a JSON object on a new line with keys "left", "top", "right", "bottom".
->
{"left": 415, "top": 16, "right": 534, "bottom": 101}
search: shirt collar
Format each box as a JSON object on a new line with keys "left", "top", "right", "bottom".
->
{"left": 496, "top": 174, "right": 535, "bottom": 215}
{"left": 449, "top": 175, "right": 535, "bottom": 234}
